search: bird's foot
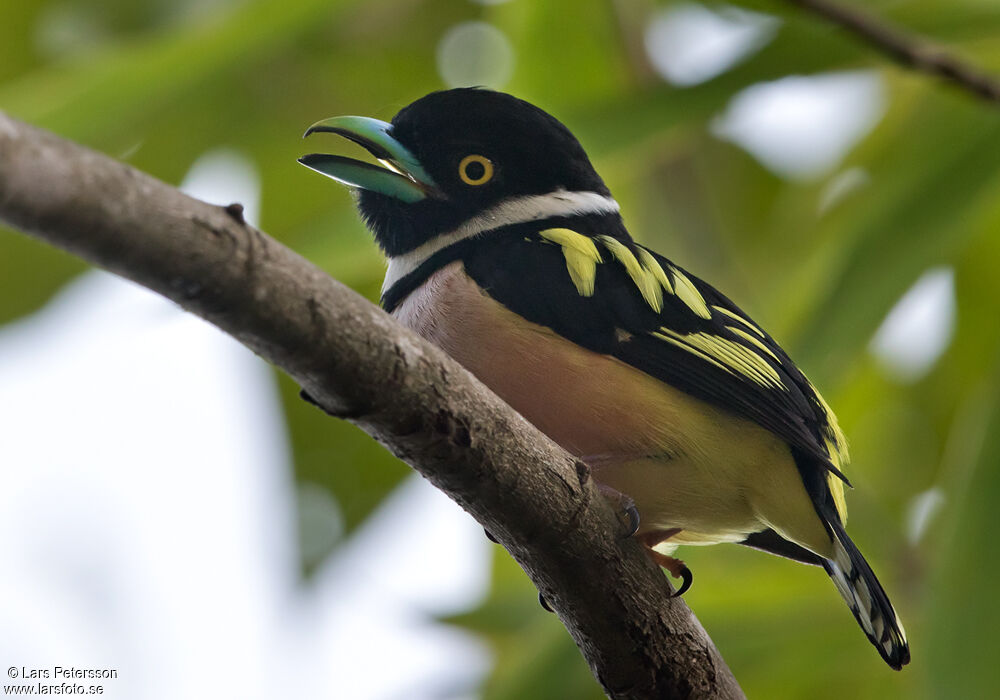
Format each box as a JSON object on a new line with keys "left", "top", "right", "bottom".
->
{"left": 656, "top": 555, "right": 693, "bottom": 598}
{"left": 639, "top": 529, "right": 693, "bottom": 597}
{"left": 597, "top": 483, "right": 640, "bottom": 538}
{"left": 538, "top": 591, "right": 554, "bottom": 613}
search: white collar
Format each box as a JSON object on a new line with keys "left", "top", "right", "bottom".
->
{"left": 382, "top": 189, "right": 619, "bottom": 295}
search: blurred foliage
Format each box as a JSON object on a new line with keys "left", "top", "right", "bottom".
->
{"left": 2, "top": 0, "right": 1000, "bottom": 697}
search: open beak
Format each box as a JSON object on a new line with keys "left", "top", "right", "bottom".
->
{"left": 299, "top": 116, "right": 439, "bottom": 203}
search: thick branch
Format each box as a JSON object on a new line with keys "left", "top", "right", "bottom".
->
{"left": 788, "top": 0, "right": 1000, "bottom": 103}
{"left": 0, "top": 112, "right": 744, "bottom": 698}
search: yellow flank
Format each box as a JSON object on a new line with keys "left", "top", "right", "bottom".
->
{"left": 596, "top": 236, "right": 663, "bottom": 312}
{"left": 636, "top": 247, "right": 674, "bottom": 294}
{"left": 659, "top": 328, "right": 785, "bottom": 389}
{"left": 729, "top": 326, "right": 780, "bottom": 362}
{"left": 671, "top": 269, "right": 712, "bottom": 319}
{"left": 539, "top": 228, "right": 601, "bottom": 297}
{"left": 712, "top": 305, "right": 765, "bottom": 337}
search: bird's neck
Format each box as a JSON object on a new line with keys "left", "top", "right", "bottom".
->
{"left": 380, "top": 189, "right": 622, "bottom": 298}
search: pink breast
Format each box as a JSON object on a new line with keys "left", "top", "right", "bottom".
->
{"left": 391, "top": 262, "right": 678, "bottom": 461}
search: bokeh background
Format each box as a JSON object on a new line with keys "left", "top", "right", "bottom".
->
{"left": 2, "top": 0, "right": 1000, "bottom": 698}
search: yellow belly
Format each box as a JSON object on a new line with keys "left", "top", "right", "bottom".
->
{"left": 392, "top": 262, "right": 833, "bottom": 557}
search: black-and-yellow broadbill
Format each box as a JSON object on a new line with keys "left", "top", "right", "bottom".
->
{"left": 299, "top": 88, "right": 910, "bottom": 670}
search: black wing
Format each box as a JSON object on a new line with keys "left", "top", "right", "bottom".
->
{"left": 459, "top": 222, "right": 849, "bottom": 489}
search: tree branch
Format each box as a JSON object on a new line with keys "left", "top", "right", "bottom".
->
{"left": 788, "top": 0, "right": 1000, "bottom": 103}
{"left": 0, "top": 112, "right": 744, "bottom": 698}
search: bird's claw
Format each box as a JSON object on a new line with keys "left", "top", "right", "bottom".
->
{"left": 670, "top": 563, "right": 693, "bottom": 598}
{"left": 538, "top": 591, "right": 554, "bottom": 613}
{"left": 623, "top": 501, "right": 640, "bottom": 538}
{"left": 639, "top": 529, "right": 693, "bottom": 597}
{"left": 597, "top": 483, "right": 640, "bottom": 539}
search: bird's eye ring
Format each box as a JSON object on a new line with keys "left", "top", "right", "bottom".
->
{"left": 458, "top": 155, "right": 494, "bottom": 186}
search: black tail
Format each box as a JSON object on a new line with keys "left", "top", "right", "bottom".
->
{"left": 822, "top": 517, "right": 910, "bottom": 669}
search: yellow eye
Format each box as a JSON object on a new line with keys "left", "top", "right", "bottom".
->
{"left": 458, "top": 154, "right": 494, "bottom": 186}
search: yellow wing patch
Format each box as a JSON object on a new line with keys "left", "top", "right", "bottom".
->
{"left": 539, "top": 228, "right": 601, "bottom": 297}
{"left": 671, "top": 269, "right": 712, "bottom": 319}
{"left": 811, "top": 382, "right": 849, "bottom": 462}
{"left": 712, "top": 304, "right": 765, "bottom": 337}
{"left": 636, "top": 247, "right": 674, "bottom": 294}
{"left": 540, "top": 231, "right": 682, "bottom": 313}
{"left": 657, "top": 328, "right": 785, "bottom": 389}
{"left": 595, "top": 236, "right": 664, "bottom": 313}
{"left": 826, "top": 445, "right": 849, "bottom": 523}
{"left": 729, "top": 326, "right": 780, "bottom": 363}
{"left": 809, "top": 379, "right": 851, "bottom": 519}
{"left": 651, "top": 330, "right": 734, "bottom": 376}
{"left": 538, "top": 231, "right": 712, "bottom": 324}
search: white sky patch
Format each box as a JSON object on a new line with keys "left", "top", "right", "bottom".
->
{"left": 644, "top": 3, "right": 779, "bottom": 87}
{"left": 0, "top": 272, "right": 298, "bottom": 699}
{"left": 712, "top": 71, "right": 886, "bottom": 180}
{"left": 180, "top": 148, "right": 262, "bottom": 227}
{"left": 870, "top": 267, "right": 957, "bottom": 382}
{"left": 308, "top": 475, "right": 492, "bottom": 700}
{"left": 436, "top": 21, "right": 514, "bottom": 89}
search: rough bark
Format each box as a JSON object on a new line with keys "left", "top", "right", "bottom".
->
{"left": 0, "top": 112, "right": 745, "bottom": 698}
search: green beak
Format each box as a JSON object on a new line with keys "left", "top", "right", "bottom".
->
{"left": 299, "top": 116, "right": 438, "bottom": 203}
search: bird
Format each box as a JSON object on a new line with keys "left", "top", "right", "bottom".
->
{"left": 298, "top": 87, "right": 910, "bottom": 670}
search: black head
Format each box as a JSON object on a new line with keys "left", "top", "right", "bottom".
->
{"left": 300, "top": 88, "right": 611, "bottom": 256}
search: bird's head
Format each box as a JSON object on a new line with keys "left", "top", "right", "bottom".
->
{"left": 299, "top": 88, "right": 612, "bottom": 256}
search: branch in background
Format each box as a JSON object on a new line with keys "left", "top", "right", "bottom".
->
{"left": 788, "top": 0, "right": 1000, "bottom": 102}
{"left": 0, "top": 112, "right": 746, "bottom": 700}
